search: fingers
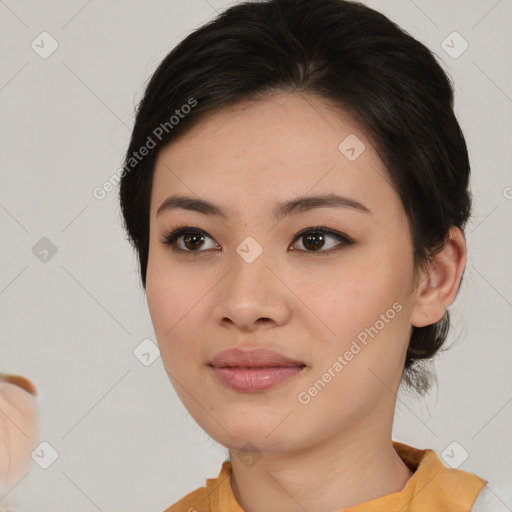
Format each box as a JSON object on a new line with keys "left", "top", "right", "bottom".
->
{"left": 0, "top": 380, "right": 40, "bottom": 489}
{"left": 0, "top": 374, "right": 37, "bottom": 397}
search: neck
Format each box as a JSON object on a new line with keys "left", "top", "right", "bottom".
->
{"left": 229, "top": 414, "right": 414, "bottom": 512}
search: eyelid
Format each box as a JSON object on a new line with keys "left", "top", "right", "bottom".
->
{"left": 158, "top": 225, "right": 217, "bottom": 249}
{"left": 293, "top": 225, "right": 353, "bottom": 244}
{"left": 159, "top": 224, "right": 354, "bottom": 253}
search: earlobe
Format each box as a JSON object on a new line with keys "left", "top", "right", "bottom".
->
{"left": 410, "top": 227, "right": 467, "bottom": 328}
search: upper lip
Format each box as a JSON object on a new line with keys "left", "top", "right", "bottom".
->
{"left": 209, "top": 348, "right": 306, "bottom": 368}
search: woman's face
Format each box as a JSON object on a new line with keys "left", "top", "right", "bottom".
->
{"left": 146, "top": 93, "right": 420, "bottom": 452}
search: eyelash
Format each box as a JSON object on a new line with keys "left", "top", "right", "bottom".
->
{"left": 159, "top": 224, "right": 355, "bottom": 255}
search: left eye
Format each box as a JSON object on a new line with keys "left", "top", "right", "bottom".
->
{"left": 160, "top": 226, "right": 354, "bottom": 254}
{"left": 291, "top": 227, "right": 353, "bottom": 253}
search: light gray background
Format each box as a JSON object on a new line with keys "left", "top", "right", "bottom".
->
{"left": 1, "top": 0, "right": 511, "bottom": 510}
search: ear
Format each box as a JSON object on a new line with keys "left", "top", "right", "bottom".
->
{"left": 410, "top": 227, "right": 467, "bottom": 328}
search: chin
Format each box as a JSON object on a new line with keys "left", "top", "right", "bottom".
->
{"left": 205, "top": 417, "right": 301, "bottom": 453}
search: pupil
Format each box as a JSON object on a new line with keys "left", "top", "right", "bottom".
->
{"left": 304, "top": 233, "right": 324, "bottom": 251}
{"left": 184, "top": 233, "right": 204, "bottom": 250}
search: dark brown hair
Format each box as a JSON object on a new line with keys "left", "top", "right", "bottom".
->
{"left": 119, "top": 0, "right": 472, "bottom": 395}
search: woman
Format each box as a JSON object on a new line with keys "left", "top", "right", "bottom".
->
{"left": 119, "top": 0, "right": 490, "bottom": 510}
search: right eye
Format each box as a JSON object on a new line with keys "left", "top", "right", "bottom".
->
{"left": 159, "top": 226, "right": 220, "bottom": 252}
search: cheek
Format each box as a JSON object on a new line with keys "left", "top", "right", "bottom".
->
{"left": 300, "top": 256, "right": 400, "bottom": 333}
{"left": 305, "top": 250, "right": 411, "bottom": 366}
{"left": 146, "top": 263, "right": 205, "bottom": 365}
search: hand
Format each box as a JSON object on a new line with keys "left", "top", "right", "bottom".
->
{"left": 0, "top": 374, "right": 39, "bottom": 493}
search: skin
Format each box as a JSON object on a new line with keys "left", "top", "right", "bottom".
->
{"left": 0, "top": 375, "right": 39, "bottom": 492}
{"left": 146, "top": 93, "right": 467, "bottom": 512}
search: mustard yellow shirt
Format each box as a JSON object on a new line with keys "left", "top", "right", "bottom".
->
{"left": 163, "top": 441, "right": 487, "bottom": 512}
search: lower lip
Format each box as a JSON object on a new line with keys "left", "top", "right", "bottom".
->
{"left": 210, "top": 366, "right": 305, "bottom": 392}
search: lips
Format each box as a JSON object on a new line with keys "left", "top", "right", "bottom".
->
{"left": 208, "top": 348, "right": 306, "bottom": 392}
{"left": 208, "top": 348, "right": 305, "bottom": 369}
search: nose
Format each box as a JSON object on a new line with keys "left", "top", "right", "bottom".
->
{"left": 214, "top": 249, "right": 291, "bottom": 332}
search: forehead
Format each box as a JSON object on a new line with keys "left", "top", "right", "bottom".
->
{"left": 150, "top": 93, "right": 396, "bottom": 219}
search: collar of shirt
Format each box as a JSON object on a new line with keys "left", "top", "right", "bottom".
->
{"left": 166, "top": 441, "right": 487, "bottom": 512}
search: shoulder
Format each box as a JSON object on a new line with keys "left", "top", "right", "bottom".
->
{"left": 162, "top": 460, "right": 233, "bottom": 512}
{"left": 162, "top": 486, "right": 210, "bottom": 512}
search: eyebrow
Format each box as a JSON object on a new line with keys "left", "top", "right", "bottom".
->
{"left": 156, "top": 193, "right": 371, "bottom": 219}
